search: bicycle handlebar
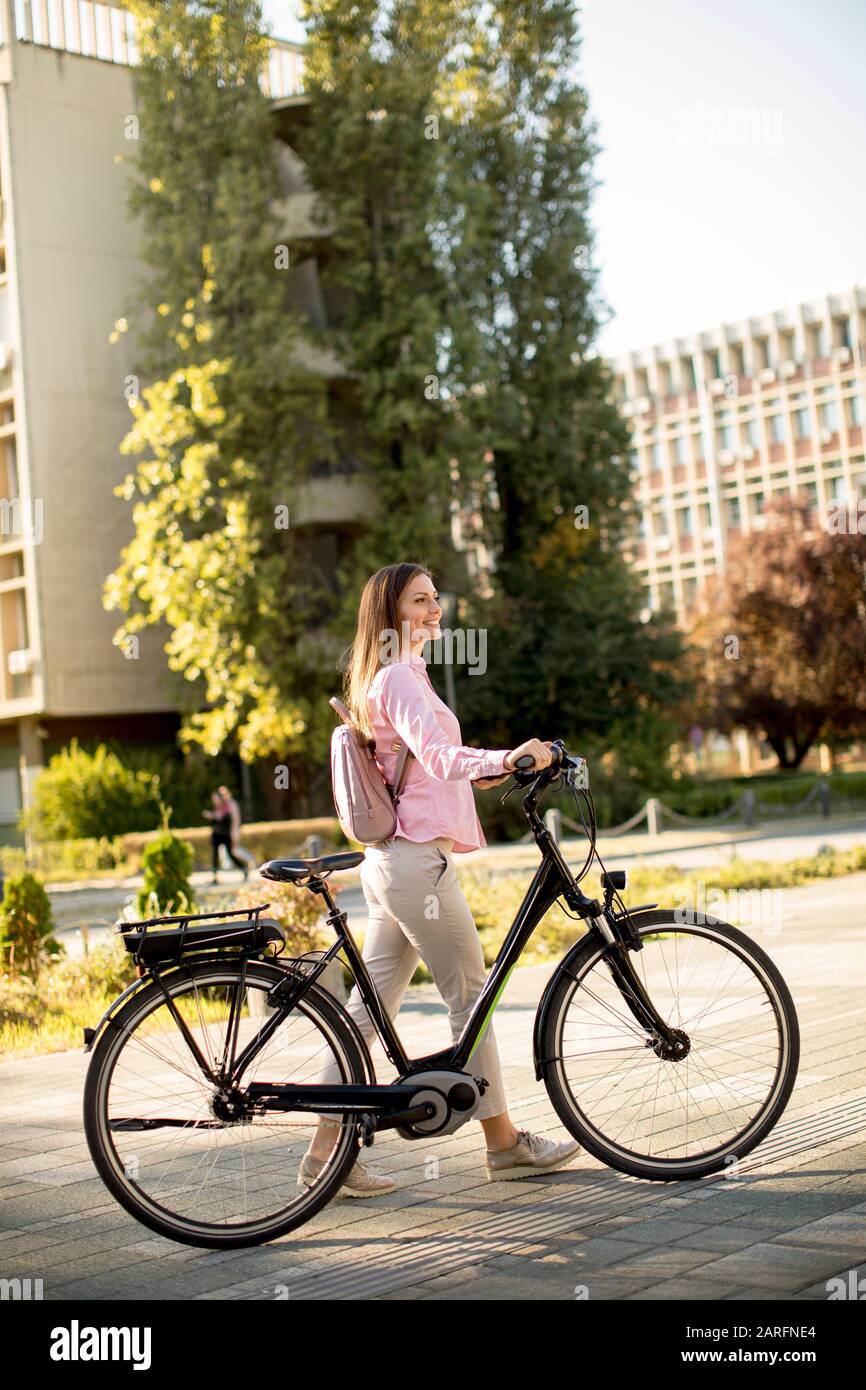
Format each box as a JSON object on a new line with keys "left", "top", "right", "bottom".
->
{"left": 508, "top": 739, "right": 586, "bottom": 786}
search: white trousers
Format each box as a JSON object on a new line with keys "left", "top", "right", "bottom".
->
{"left": 314, "top": 835, "right": 508, "bottom": 1122}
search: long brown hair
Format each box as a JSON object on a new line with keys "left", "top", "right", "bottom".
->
{"left": 341, "top": 562, "right": 433, "bottom": 743}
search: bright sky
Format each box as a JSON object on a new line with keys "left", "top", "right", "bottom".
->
{"left": 261, "top": 0, "right": 866, "bottom": 358}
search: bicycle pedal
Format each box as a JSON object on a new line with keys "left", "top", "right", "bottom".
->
{"left": 356, "top": 1112, "right": 377, "bottom": 1147}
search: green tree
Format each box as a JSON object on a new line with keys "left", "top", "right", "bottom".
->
{"left": 295, "top": 0, "right": 462, "bottom": 617}
{"left": 435, "top": 0, "right": 690, "bottom": 749}
{"left": 0, "top": 874, "right": 61, "bottom": 978}
{"left": 105, "top": 1, "right": 333, "bottom": 812}
{"left": 691, "top": 496, "right": 866, "bottom": 767}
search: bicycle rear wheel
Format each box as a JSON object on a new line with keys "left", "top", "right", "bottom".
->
{"left": 541, "top": 912, "right": 799, "bottom": 1180}
{"left": 84, "top": 959, "right": 366, "bottom": 1248}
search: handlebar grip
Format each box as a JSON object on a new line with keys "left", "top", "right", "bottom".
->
{"left": 513, "top": 754, "right": 536, "bottom": 770}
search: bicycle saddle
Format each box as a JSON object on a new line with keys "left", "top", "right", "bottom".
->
{"left": 260, "top": 852, "right": 365, "bottom": 882}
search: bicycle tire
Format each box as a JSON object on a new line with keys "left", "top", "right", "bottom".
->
{"left": 541, "top": 911, "right": 800, "bottom": 1181}
{"left": 84, "top": 958, "right": 366, "bottom": 1248}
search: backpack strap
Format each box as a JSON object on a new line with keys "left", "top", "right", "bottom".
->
{"left": 329, "top": 696, "right": 414, "bottom": 803}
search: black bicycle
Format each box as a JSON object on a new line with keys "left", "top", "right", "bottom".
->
{"left": 83, "top": 741, "right": 799, "bottom": 1248}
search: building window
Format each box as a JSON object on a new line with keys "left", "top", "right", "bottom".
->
{"left": 752, "top": 491, "right": 766, "bottom": 515}
{"left": 706, "top": 349, "right": 722, "bottom": 380}
{"left": 650, "top": 442, "right": 662, "bottom": 471}
{"left": 683, "top": 577, "right": 698, "bottom": 607}
{"left": 754, "top": 336, "right": 771, "bottom": 370}
{"left": 809, "top": 323, "right": 827, "bottom": 358}
{"left": 819, "top": 400, "right": 839, "bottom": 433}
{"left": 726, "top": 496, "right": 741, "bottom": 527}
{"left": 794, "top": 407, "right": 811, "bottom": 439}
{"left": 730, "top": 344, "right": 745, "bottom": 376}
{"left": 677, "top": 506, "right": 693, "bottom": 536}
{"left": 801, "top": 480, "right": 818, "bottom": 506}
{"left": 768, "top": 414, "right": 785, "bottom": 445}
{"left": 833, "top": 316, "right": 852, "bottom": 349}
{"left": 847, "top": 396, "right": 862, "bottom": 426}
{"left": 654, "top": 510, "right": 669, "bottom": 537}
{"left": 672, "top": 435, "right": 687, "bottom": 465}
{"left": 718, "top": 423, "right": 733, "bottom": 451}
{"left": 660, "top": 363, "right": 673, "bottom": 395}
{"left": 744, "top": 417, "right": 760, "bottom": 448}
{"left": 658, "top": 581, "right": 676, "bottom": 610}
{"left": 682, "top": 356, "right": 697, "bottom": 391}
{"left": 701, "top": 502, "right": 713, "bottom": 528}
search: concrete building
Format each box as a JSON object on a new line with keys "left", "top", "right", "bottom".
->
{"left": 610, "top": 286, "right": 866, "bottom": 624}
{"left": 0, "top": 0, "right": 316, "bottom": 840}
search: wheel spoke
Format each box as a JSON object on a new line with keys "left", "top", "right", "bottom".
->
{"left": 553, "top": 922, "right": 792, "bottom": 1168}
{"left": 88, "top": 964, "right": 361, "bottom": 1241}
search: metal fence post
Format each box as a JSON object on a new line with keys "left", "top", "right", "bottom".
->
{"left": 742, "top": 790, "right": 756, "bottom": 826}
{"left": 646, "top": 798, "right": 661, "bottom": 837}
{"left": 544, "top": 808, "right": 562, "bottom": 844}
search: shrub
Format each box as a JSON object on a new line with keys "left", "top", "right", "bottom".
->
{"left": 98, "top": 739, "right": 240, "bottom": 831}
{"left": 136, "top": 829, "right": 195, "bottom": 917}
{"left": 233, "top": 880, "right": 333, "bottom": 956}
{"left": 26, "top": 740, "right": 161, "bottom": 841}
{"left": 0, "top": 873, "right": 61, "bottom": 977}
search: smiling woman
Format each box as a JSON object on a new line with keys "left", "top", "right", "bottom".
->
{"left": 304, "top": 562, "right": 576, "bottom": 1194}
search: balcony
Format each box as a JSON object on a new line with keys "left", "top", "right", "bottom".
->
{"left": 6, "top": 1, "right": 305, "bottom": 101}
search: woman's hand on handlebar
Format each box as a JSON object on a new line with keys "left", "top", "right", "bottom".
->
{"left": 503, "top": 739, "right": 556, "bottom": 773}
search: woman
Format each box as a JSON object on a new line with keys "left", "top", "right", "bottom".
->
{"left": 300, "top": 562, "right": 580, "bottom": 1198}
{"left": 203, "top": 789, "right": 249, "bottom": 883}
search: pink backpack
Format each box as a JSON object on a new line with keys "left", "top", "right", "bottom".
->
{"left": 329, "top": 696, "right": 414, "bottom": 845}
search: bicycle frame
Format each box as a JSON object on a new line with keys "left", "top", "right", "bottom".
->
{"left": 85, "top": 757, "right": 684, "bottom": 1136}
{"left": 229, "top": 766, "right": 682, "bottom": 1127}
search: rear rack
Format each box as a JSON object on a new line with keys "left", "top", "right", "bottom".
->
{"left": 115, "top": 902, "right": 272, "bottom": 935}
{"left": 116, "top": 902, "right": 279, "bottom": 966}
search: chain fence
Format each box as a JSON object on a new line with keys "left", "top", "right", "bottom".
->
{"left": 519, "top": 778, "right": 853, "bottom": 845}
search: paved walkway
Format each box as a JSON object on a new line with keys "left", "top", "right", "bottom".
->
{"left": 1, "top": 875, "right": 865, "bottom": 1300}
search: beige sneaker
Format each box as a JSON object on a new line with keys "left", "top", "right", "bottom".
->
{"left": 484, "top": 1128, "right": 581, "bottom": 1182}
{"left": 298, "top": 1150, "right": 395, "bottom": 1199}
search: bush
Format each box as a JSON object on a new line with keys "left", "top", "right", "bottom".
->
{"left": 136, "top": 830, "right": 195, "bottom": 917}
{"left": 0, "top": 872, "right": 61, "bottom": 977}
{"left": 26, "top": 740, "right": 161, "bottom": 841}
{"left": 233, "top": 880, "right": 333, "bottom": 957}
{"left": 98, "top": 739, "right": 240, "bottom": 831}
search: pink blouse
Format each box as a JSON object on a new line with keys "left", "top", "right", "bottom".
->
{"left": 368, "top": 651, "right": 512, "bottom": 853}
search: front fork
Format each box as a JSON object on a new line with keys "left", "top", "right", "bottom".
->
{"left": 589, "top": 907, "right": 689, "bottom": 1056}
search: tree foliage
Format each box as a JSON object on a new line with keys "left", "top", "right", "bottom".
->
{"left": 108, "top": 0, "right": 690, "bottom": 809}
{"left": 689, "top": 497, "right": 866, "bottom": 767}
{"left": 106, "top": 0, "right": 332, "bottom": 775}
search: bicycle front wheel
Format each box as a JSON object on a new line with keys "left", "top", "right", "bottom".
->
{"left": 84, "top": 959, "right": 366, "bottom": 1248}
{"left": 541, "top": 912, "right": 799, "bottom": 1180}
